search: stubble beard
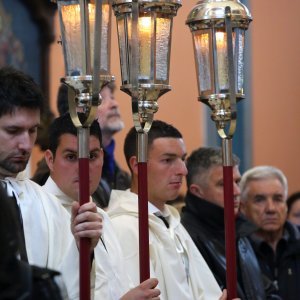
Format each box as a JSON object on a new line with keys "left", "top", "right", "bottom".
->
{"left": 0, "top": 158, "right": 28, "bottom": 175}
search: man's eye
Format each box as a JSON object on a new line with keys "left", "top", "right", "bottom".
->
{"left": 273, "top": 195, "right": 284, "bottom": 203}
{"left": 6, "top": 128, "right": 19, "bottom": 135}
{"left": 29, "top": 127, "right": 38, "bottom": 134}
{"left": 254, "top": 196, "right": 265, "bottom": 203}
{"left": 89, "top": 153, "right": 99, "bottom": 160}
{"left": 66, "top": 154, "right": 77, "bottom": 161}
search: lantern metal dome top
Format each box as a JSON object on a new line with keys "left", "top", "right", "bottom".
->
{"left": 187, "top": 0, "right": 252, "bottom": 29}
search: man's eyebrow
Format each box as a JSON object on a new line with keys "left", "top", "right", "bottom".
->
{"left": 161, "top": 152, "right": 187, "bottom": 159}
{"left": 62, "top": 148, "right": 77, "bottom": 154}
{"left": 90, "top": 147, "right": 102, "bottom": 152}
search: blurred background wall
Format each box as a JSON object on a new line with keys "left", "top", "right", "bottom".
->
{"left": 45, "top": 0, "right": 300, "bottom": 195}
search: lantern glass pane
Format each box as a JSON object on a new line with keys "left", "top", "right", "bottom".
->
{"left": 58, "top": 1, "right": 111, "bottom": 76}
{"left": 216, "top": 30, "right": 229, "bottom": 92}
{"left": 194, "top": 31, "right": 211, "bottom": 92}
{"left": 235, "top": 28, "right": 245, "bottom": 93}
{"left": 59, "top": 2, "right": 83, "bottom": 76}
{"left": 99, "top": 3, "right": 111, "bottom": 73}
{"left": 156, "top": 17, "right": 171, "bottom": 82}
{"left": 138, "top": 16, "right": 152, "bottom": 80}
{"left": 117, "top": 16, "right": 129, "bottom": 84}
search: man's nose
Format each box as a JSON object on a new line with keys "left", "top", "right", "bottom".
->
{"left": 265, "top": 198, "right": 276, "bottom": 212}
{"left": 233, "top": 182, "right": 241, "bottom": 197}
{"left": 18, "top": 132, "right": 32, "bottom": 151}
{"left": 177, "top": 160, "right": 188, "bottom": 176}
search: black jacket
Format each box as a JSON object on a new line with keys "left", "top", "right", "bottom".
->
{"left": 249, "top": 221, "right": 300, "bottom": 300}
{"left": 181, "top": 192, "right": 271, "bottom": 300}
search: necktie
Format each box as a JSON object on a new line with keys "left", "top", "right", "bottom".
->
{"left": 155, "top": 213, "right": 169, "bottom": 228}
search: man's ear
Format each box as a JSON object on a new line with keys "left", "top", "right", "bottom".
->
{"left": 189, "top": 183, "right": 204, "bottom": 198}
{"left": 129, "top": 156, "right": 138, "bottom": 176}
{"left": 44, "top": 149, "right": 55, "bottom": 172}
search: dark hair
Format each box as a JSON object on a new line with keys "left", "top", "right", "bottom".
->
{"left": 186, "top": 147, "right": 240, "bottom": 187}
{"left": 56, "top": 84, "right": 69, "bottom": 116}
{"left": 123, "top": 120, "right": 183, "bottom": 171}
{"left": 56, "top": 81, "right": 116, "bottom": 117}
{"left": 0, "top": 66, "right": 44, "bottom": 117}
{"left": 287, "top": 192, "right": 300, "bottom": 213}
{"left": 48, "top": 113, "right": 102, "bottom": 156}
{"left": 101, "top": 80, "right": 116, "bottom": 93}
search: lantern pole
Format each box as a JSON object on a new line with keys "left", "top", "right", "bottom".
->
{"left": 187, "top": 1, "right": 252, "bottom": 298}
{"left": 112, "top": 0, "right": 181, "bottom": 282}
{"left": 54, "top": 0, "right": 113, "bottom": 299}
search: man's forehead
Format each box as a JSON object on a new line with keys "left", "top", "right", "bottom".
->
{"left": 59, "top": 133, "right": 101, "bottom": 148}
{"left": 0, "top": 108, "right": 40, "bottom": 125}
{"left": 247, "top": 179, "right": 285, "bottom": 193}
{"left": 150, "top": 137, "right": 186, "bottom": 150}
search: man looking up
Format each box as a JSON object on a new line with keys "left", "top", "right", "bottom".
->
{"left": 240, "top": 166, "right": 300, "bottom": 300}
{"left": 107, "top": 121, "right": 228, "bottom": 300}
{"left": 0, "top": 66, "right": 102, "bottom": 299}
{"left": 181, "top": 147, "right": 277, "bottom": 300}
{"left": 43, "top": 113, "right": 160, "bottom": 300}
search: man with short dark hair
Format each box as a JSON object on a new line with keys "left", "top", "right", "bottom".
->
{"left": 43, "top": 113, "right": 160, "bottom": 300}
{"left": 0, "top": 66, "right": 102, "bottom": 299}
{"left": 240, "top": 165, "right": 300, "bottom": 300}
{"left": 181, "top": 147, "right": 273, "bottom": 300}
{"left": 108, "top": 121, "right": 224, "bottom": 300}
{"left": 32, "top": 80, "right": 130, "bottom": 208}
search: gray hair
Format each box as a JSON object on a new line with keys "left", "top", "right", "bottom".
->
{"left": 240, "top": 165, "right": 288, "bottom": 201}
{"left": 186, "top": 147, "right": 240, "bottom": 187}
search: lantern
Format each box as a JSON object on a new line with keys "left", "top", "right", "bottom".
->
{"left": 187, "top": 1, "right": 252, "bottom": 298}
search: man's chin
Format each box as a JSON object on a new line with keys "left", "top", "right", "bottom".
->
{"left": 105, "top": 121, "right": 124, "bottom": 133}
{"left": 0, "top": 163, "right": 27, "bottom": 176}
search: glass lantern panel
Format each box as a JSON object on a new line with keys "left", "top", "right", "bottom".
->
{"left": 156, "top": 17, "right": 171, "bottom": 82}
{"left": 58, "top": 1, "right": 110, "bottom": 76}
{"left": 138, "top": 16, "right": 152, "bottom": 80}
{"left": 99, "top": 2, "right": 111, "bottom": 73}
{"left": 117, "top": 16, "right": 129, "bottom": 84}
{"left": 82, "top": 2, "right": 111, "bottom": 74}
{"left": 58, "top": 1, "right": 84, "bottom": 76}
{"left": 194, "top": 31, "right": 212, "bottom": 93}
{"left": 235, "top": 28, "right": 245, "bottom": 93}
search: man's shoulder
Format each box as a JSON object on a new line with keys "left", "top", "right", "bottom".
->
{"left": 21, "top": 179, "right": 69, "bottom": 215}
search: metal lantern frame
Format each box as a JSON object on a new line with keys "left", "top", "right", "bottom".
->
{"left": 112, "top": 0, "right": 181, "bottom": 282}
{"left": 187, "top": 1, "right": 252, "bottom": 298}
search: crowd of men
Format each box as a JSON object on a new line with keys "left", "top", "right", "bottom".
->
{"left": 0, "top": 66, "right": 299, "bottom": 300}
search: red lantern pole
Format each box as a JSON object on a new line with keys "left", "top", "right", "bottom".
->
{"left": 222, "top": 138, "right": 237, "bottom": 299}
{"left": 130, "top": 0, "right": 150, "bottom": 282}
{"left": 137, "top": 132, "right": 150, "bottom": 282}
{"left": 78, "top": 127, "right": 91, "bottom": 300}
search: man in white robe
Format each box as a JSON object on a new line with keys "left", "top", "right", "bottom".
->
{"left": 108, "top": 120, "right": 227, "bottom": 300}
{"left": 0, "top": 67, "right": 102, "bottom": 300}
{"left": 42, "top": 113, "right": 160, "bottom": 300}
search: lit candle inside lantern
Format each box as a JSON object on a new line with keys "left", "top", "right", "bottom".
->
{"left": 138, "top": 16, "right": 151, "bottom": 80}
{"left": 215, "top": 31, "right": 229, "bottom": 91}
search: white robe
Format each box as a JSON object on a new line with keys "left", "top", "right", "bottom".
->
{"left": 108, "top": 189, "right": 222, "bottom": 300}
{"left": 43, "top": 176, "right": 132, "bottom": 300}
{"left": 4, "top": 173, "right": 79, "bottom": 299}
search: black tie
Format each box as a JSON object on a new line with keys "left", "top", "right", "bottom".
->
{"left": 155, "top": 214, "right": 169, "bottom": 228}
